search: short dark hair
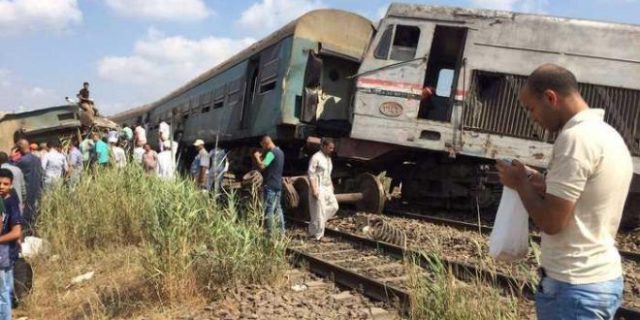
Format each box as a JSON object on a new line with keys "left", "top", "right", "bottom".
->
{"left": 49, "top": 139, "right": 60, "bottom": 149}
{"left": 0, "top": 152, "right": 7, "bottom": 165}
{"left": 83, "top": 81, "right": 89, "bottom": 86}
{"left": 525, "top": 64, "right": 579, "bottom": 97}
{"left": 321, "top": 137, "right": 335, "bottom": 146}
{"left": 0, "top": 168, "right": 13, "bottom": 182}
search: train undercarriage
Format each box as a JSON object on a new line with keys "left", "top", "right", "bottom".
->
{"left": 205, "top": 134, "right": 639, "bottom": 230}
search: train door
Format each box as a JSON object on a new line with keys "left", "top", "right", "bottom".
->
{"left": 300, "top": 52, "right": 322, "bottom": 123}
{"left": 240, "top": 57, "right": 260, "bottom": 129}
{"left": 301, "top": 51, "right": 359, "bottom": 136}
{"left": 417, "top": 26, "right": 468, "bottom": 122}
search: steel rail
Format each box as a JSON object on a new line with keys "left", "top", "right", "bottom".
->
{"left": 287, "top": 217, "right": 640, "bottom": 320}
{"left": 384, "top": 207, "right": 640, "bottom": 264}
{"left": 287, "top": 247, "right": 411, "bottom": 312}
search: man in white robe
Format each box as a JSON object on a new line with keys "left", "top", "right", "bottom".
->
{"left": 308, "top": 138, "right": 339, "bottom": 240}
{"left": 157, "top": 140, "right": 176, "bottom": 180}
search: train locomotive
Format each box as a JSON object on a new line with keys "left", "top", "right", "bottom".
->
{"left": 111, "top": 4, "right": 640, "bottom": 227}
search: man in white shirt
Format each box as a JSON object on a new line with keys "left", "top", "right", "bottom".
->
{"left": 158, "top": 121, "right": 170, "bottom": 151}
{"left": 0, "top": 152, "right": 26, "bottom": 210}
{"left": 157, "top": 140, "right": 175, "bottom": 180}
{"left": 134, "top": 123, "right": 147, "bottom": 147}
{"left": 133, "top": 146, "right": 145, "bottom": 164}
{"left": 109, "top": 137, "right": 127, "bottom": 168}
{"left": 307, "top": 138, "right": 339, "bottom": 241}
{"left": 497, "top": 64, "right": 632, "bottom": 319}
{"left": 42, "top": 141, "right": 68, "bottom": 190}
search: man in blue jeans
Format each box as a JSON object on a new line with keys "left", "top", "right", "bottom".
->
{"left": 253, "top": 135, "right": 285, "bottom": 234}
{"left": 0, "top": 169, "right": 24, "bottom": 320}
{"left": 497, "top": 64, "right": 631, "bottom": 319}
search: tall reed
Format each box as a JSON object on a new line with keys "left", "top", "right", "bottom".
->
{"left": 407, "top": 252, "right": 520, "bottom": 320}
{"left": 38, "top": 165, "right": 288, "bottom": 302}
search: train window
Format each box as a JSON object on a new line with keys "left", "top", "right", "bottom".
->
{"left": 201, "top": 106, "right": 211, "bottom": 113}
{"left": 213, "top": 85, "right": 225, "bottom": 108}
{"left": 435, "top": 69, "right": 454, "bottom": 97}
{"left": 328, "top": 69, "right": 340, "bottom": 82}
{"left": 374, "top": 25, "right": 393, "bottom": 59}
{"left": 260, "top": 80, "right": 276, "bottom": 93}
{"left": 390, "top": 25, "right": 420, "bottom": 61}
{"left": 57, "top": 113, "right": 75, "bottom": 121}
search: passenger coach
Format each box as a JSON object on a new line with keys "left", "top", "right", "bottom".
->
{"left": 113, "top": 9, "right": 374, "bottom": 172}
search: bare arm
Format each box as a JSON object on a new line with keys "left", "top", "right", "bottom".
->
{"left": 253, "top": 151, "right": 265, "bottom": 170}
{"left": 0, "top": 224, "right": 21, "bottom": 244}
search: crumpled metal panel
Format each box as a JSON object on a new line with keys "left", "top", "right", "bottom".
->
{"left": 463, "top": 70, "right": 640, "bottom": 155}
{"left": 463, "top": 71, "right": 550, "bottom": 143}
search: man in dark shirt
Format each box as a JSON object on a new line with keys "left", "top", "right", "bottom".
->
{"left": 77, "top": 82, "right": 91, "bottom": 104}
{"left": 0, "top": 168, "right": 24, "bottom": 320}
{"left": 253, "top": 135, "right": 285, "bottom": 234}
{"left": 15, "top": 139, "right": 42, "bottom": 234}
{"left": 77, "top": 82, "right": 98, "bottom": 120}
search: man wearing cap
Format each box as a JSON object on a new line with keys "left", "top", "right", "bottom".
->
{"left": 190, "top": 139, "right": 209, "bottom": 189}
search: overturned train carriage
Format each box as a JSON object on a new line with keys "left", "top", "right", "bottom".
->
{"left": 345, "top": 4, "right": 640, "bottom": 225}
{"left": 0, "top": 105, "right": 117, "bottom": 151}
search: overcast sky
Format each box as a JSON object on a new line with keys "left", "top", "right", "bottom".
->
{"left": 1, "top": 0, "right": 638, "bottom": 115}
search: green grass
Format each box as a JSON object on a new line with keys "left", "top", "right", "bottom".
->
{"left": 407, "top": 252, "right": 521, "bottom": 320}
{"left": 33, "top": 164, "right": 288, "bottom": 315}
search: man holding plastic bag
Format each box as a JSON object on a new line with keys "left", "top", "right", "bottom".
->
{"left": 495, "top": 64, "right": 632, "bottom": 320}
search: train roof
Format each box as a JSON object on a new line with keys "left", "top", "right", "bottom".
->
{"left": 387, "top": 3, "right": 640, "bottom": 30}
{"left": 119, "top": 9, "right": 374, "bottom": 118}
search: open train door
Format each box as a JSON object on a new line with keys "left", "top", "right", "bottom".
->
{"left": 300, "top": 52, "right": 323, "bottom": 124}
{"left": 418, "top": 26, "right": 468, "bottom": 122}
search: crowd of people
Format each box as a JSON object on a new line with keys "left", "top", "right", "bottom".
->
{"left": 0, "top": 63, "right": 631, "bottom": 319}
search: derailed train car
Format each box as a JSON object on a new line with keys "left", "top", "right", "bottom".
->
{"left": 112, "top": 9, "right": 374, "bottom": 173}
{"left": 346, "top": 4, "right": 640, "bottom": 224}
{"left": 112, "top": 4, "right": 640, "bottom": 225}
{"left": 0, "top": 105, "right": 117, "bottom": 151}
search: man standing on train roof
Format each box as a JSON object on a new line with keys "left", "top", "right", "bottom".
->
{"left": 496, "top": 64, "right": 632, "bottom": 320}
{"left": 77, "top": 81, "right": 91, "bottom": 105}
{"left": 307, "top": 138, "right": 339, "bottom": 241}
{"left": 252, "top": 135, "right": 285, "bottom": 235}
{"left": 191, "top": 139, "right": 209, "bottom": 189}
{"left": 77, "top": 81, "right": 98, "bottom": 117}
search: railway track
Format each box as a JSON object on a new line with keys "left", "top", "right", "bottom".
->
{"left": 384, "top": 207, "right": 640, "bottom": 263}
{"left": 287, "top": 217, "right": 640, "bottom": 320}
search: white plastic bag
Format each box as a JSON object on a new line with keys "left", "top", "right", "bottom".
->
{"left": 489, "top": 187, "right": 529, "bottom": 262}
{"left": 21, "top": 236, "right": 50, "bottom": 259}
